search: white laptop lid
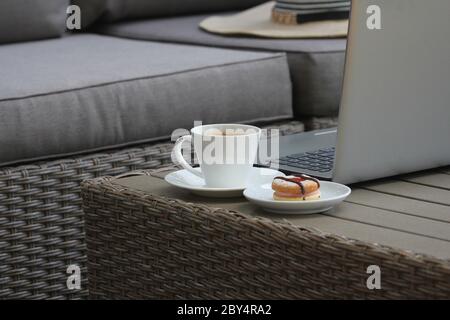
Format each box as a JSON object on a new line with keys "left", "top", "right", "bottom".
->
{"left": 333, "top": 0, "right": 450, "bottom": 184}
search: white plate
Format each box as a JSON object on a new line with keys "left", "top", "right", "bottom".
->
{"left": 165, "top": 167, "right": 285, "bottom": 198}
{"left": 244, "top": 181, "right": 351, "bottom": 214}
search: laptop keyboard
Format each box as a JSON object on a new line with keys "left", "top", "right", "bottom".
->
{"left": 276, "top": 147, "right": 335, "bottom": 173}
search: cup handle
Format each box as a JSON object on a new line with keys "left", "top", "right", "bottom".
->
{"left": 172, "top": 135, "right": 204, "bottom": 179}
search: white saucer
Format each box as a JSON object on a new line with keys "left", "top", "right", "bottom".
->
{"left": 243, "top": 181, "right": 351, "bottom": 214}
{"left": 165, "top": 167, "right": 285, "bottom": 198}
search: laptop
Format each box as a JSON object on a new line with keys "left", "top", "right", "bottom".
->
{"left": 262, "top": 0, "right": 450, "bottom": 185}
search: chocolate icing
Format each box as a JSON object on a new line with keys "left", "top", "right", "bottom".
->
{"left": 274, "top": 175, "right": 320, "bottom": 200}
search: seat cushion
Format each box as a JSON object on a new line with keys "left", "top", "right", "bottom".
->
{"left": 0, "top": 34, "right": 292, "bottom": 166}
{"left": 97, "top": 13, "right": 347, "bottom": 117}
{"left": 0, "top": 0, "right": 68, "bottom": 44}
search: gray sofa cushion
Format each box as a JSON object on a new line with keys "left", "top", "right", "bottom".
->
{"left": 72, "top": 0, "right": 265, "bottom": 27}
{"left": 0, "top": 0, "right": 68, "bottom": 44}
{"left": 97, "top": 13, "right": 346, "bottom": 116}
{"left": 0, "top": 35, "right": 292, "bottom": 166}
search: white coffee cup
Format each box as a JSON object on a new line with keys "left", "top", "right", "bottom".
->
{"left": 172, "top": 124, "right": 261, "bottom": 188}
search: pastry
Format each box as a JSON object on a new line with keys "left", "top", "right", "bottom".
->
{"left": 272, "top": 175, "right": 321, "bottom": 201}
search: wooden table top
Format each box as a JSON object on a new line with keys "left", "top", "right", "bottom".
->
{"left": 116, "top": 166, "right": 450, "bottom": 261}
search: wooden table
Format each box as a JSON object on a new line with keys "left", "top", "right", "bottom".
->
{"left": 117, "top": 166, "right": 450, "bottom": 260}
{"left": 82, "top": 166, "right": 450, "bottom": 299}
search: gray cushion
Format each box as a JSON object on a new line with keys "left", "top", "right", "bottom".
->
{"left": 72, "top": 0, "right": 266, "bottom": 27}
{"left": 0, "top": 34, "right": 292, "bottom": 166}
{"left": 0, "top": 0, "right": 68, "bottom": 44}
{"left": 97, "top": 13, "right": 346, "bottom": 116}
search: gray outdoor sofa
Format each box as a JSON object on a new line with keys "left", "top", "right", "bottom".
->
{"left": 0, "top": 0, "right": 344, "bottom": 299}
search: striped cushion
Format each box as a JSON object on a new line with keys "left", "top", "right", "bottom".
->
{"left": 272, "top": 0, "right": 351, "bottom": 24}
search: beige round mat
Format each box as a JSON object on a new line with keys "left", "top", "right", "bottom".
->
{"left": 200, "top": 1, "right": 348, "bottom": 39}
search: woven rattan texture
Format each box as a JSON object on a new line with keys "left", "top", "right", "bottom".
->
{"left": 82, "top": 176, "right": 450, "bottom": 299}
{"left": 302, "top": 117, "right": 339, "bottom": 131}
{"left": 0, "top": 143, "right": 174, "bottom": 299}
{"left": 0, "top": 120, "right": 306, "bottom": 299}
